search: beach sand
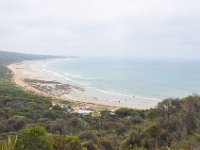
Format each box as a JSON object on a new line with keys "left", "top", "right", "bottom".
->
{"left": 7, "top": 60, "right": 156, "bottom": 109}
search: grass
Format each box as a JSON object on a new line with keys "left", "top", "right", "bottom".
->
{"left": 0, "top": 136, "right": 17, "bottom": 150}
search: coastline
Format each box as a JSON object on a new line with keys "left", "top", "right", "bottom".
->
{"left": 7, "top": 60, "right": 157, "bottom": 109}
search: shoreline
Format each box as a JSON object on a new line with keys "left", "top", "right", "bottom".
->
{"left": 7, "top": 60, "right": 157, "bottom": 109}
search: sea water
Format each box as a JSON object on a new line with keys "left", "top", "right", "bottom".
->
{"left": 34, "top": 57, "right": 200, "bottom": 103}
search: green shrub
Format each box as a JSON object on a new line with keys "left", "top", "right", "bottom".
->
{"left": 15, "top": 125, "right": 53, "bottom": 150}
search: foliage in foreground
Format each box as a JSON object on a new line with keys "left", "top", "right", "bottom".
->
{"left": 15, "top": 126, "right": 53, "bottom": 150}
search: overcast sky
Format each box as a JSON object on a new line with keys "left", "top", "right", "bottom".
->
{"left": 0, "top": 0, "right": 200, "bottom": 59}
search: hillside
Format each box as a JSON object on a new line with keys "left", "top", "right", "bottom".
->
{"left": 0, "top": 51, "right": 200, "bottom": 149}
{"left": 0, "top": 50, "right": 61, "bottom": 65}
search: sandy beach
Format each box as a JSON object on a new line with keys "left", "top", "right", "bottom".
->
{"left": 7, "top": 60, "right": 157, "bottom": 109}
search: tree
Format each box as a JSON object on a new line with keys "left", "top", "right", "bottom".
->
{"left": 15, "top": 125, "right": 53, "bottom": 150}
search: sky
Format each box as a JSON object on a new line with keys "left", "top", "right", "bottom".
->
{"left": 0, "top": 0, "right": 200, "bottom": 59}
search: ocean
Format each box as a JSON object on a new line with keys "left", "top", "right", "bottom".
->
{"left": 32, "top": 57, "right": 200, "bottom": 104}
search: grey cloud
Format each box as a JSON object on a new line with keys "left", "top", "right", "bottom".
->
{"left": 0, "top": 0, "right": 200, "bottom": 59}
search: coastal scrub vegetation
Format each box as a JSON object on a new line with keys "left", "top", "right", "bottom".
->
{"left": 0, "top": 52, "right": 200, "bottom": 149}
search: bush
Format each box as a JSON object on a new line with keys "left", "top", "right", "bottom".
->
{"left": 115, "top": 108, "right": 144, "bottom": 118}
{"left": 49, "top": 119, "right": 68, "bottom": 135}
{"left": 99, "top": 138, "right": 115, "bottom": 150}
{"left": 15, "top": 125, "right": 53, "bottom": 150}
{"left": 79, "top": 130, "right": 98, "bottom": 143}
{"left": 7, "top": 116, "right": 32, "bottom": 131}
{"left": 53, "top": 135, "right": 82, "bottom": 150}
{"left": 82, "top": 141, "right": 99, "bottom": 150}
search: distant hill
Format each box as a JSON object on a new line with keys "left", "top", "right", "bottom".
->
{"left": 0, "top": 50, "right": 62, "bottom": 65}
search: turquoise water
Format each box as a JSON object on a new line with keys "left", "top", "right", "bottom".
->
{"left": 41, "top": 57, "right": 200, "bottom": 101}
